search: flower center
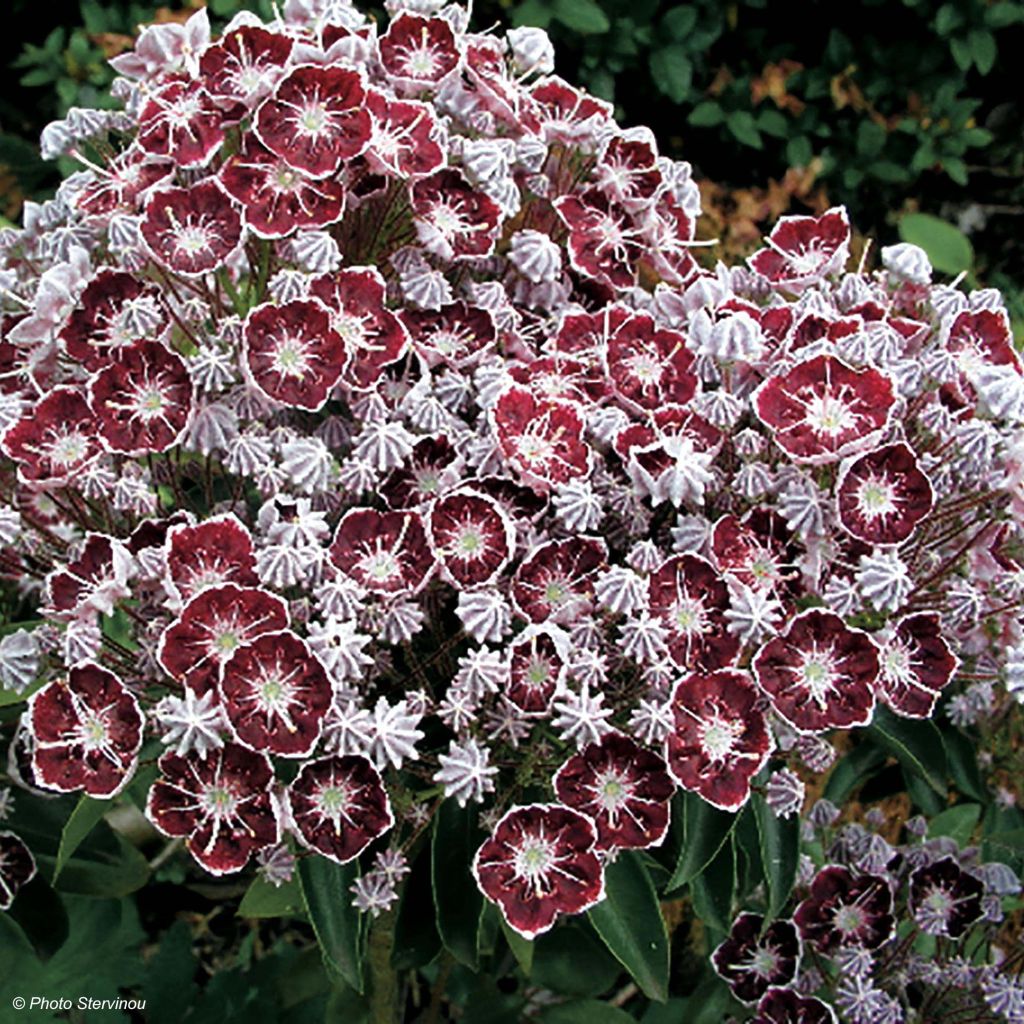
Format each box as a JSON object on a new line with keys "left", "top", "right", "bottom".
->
{"left": 525, "top": 657, "right": 552, "bottom": 688}
{"left": 202, "top": 784, "right": 238, "bottom": 816}
{"left": 799, "top": 651, "right": 837, "bottom": 706}
{"left": 593, "top": 769, "right": 634, "bottom": 816}
{"left": 857, "top": 475, "right": 898, "bottom": 518}
{"left": 700, "top": 713, "right": 744, "bottom": 760}
{"left": 176, "top": 224, "right": 212, "bottom": 256}
{"left": 513, "top": 836, "right": 556, "bottom": 891}
{"left": 273, "top": 336, "right": 312, "bottom": 378}
{"left": 833, "top": 903, "right": 867, "bottom": 937}
{"left": 672, "top": 595, "right": 708, "bottom": 636}
{"left": 50, "top": 431, "right": 88, "bottom": 466}
{"left": 747, "top": 944, "right": 780, "bottom": 979}
{"left": 805, "top": 391, "right": 855, "bottom": 436}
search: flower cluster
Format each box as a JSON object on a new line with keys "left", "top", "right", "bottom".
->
{"left": 712, "top": 810, "right": 1024, "bottom": 1023}
{"left": 0, "top": 0, "right": 1022, "bottom": 943}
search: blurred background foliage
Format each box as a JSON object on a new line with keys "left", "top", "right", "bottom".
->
{"left": 0, "top": 0, "right": 1022, "bottom": 327}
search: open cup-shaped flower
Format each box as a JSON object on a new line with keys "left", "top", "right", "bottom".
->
{"left": 794, "top": 865, "right": 894, "bottom": 953}
{"left": 712, "top": 913, "right": 801, "bottom": 1004}
{"left": 472, "top": 803, "right": 605, "bottom": 939}
{"left": 0, "top": 832, "right": 37, "bottom": 910}
{"left": 29, "top": 663, "right": 143, "bottom": 798}
{"left": 286, "top": 754, "right": 393, "bottom": 865}
{"left": 146, "top": 741, "right": 279, "bottom": 875}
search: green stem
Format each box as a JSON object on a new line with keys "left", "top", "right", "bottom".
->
{"left": 368, "top": 909, "right": 398, "bottom": 1024}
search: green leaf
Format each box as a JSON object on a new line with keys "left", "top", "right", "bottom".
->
{"left": 299, "top": 856, "right": 364, "bottom": 993}
{"left": 690, "top": 834, "right": 735, "bottom": 936}
{"left": 142, "top": 919, "right": 199, "bottom": 1024}
{"left": 935, "top": 3, "right": 962, "bottom": 35}
{"left": 238, "top": 875, "right": 303, "bottom": 918}
{"left": 928, "top": 804, "right": 981, "bottom": 846}
{"left": 666, "top": 790, "right": 738, "bottom": 891}
{"left": 898, "top": 212, "right": 974, "bottom": 275}
{"left": 432, "top": 798, "right": 484, "bottom": 969}
{"left": 949, "top": 36, "right": 973, "bottom": 71}
{"left": 511, "top": 0, "right": 553, "bottom": 29}
{"left": 982, "top": 830, "right": 1024, "bottom": 873}
{"left": 751, "top": 793, "right": 800, "bottom": 921}
{"left": 824, "top": 742, "right": 887, "bottom": 805}
{"left": 551, "top": 0, "right": 610, "bottom": 34}
{"left": 986, "top": 2, "right": 1024, "bottom": 28}
{"left": 756, "top": 108, "right": 789, "bottom": 137}
{"left": 501, "top": 916, "right": 534, "bottom": 976}
{"left": 867, "top": 706, "right": 948, "bottom": 795}
{"left": 6, "top": 875, "right": 69, "bottom": 961}
{"left": 392, "top": 841, "right": 441, "bottom": 970}
{"left": 786, "top": 135, "right": 813, "bottom": 167}
{"left": 650, "top": 46, "right": 692, "bottom": 103}
{"left": 943, "top": 155, "right": 969, "bottom": 185}
{"left": 54, "top": 795, "right": 109, "bottom": 882}
{"left": 662, "top": 5, "right": 698, "bottom": 39}
{"left": 856, "top": 120, "right": 886, "bottom": 157}
{"left": 688, "top": 101, "right": 724, "bottom": 127}
{"left": 541, "top": 1000, "right": 636, "bottom": 1024}
{"left": 726, "top": 110, "right": 763, "bottom": 149}
{"left": 968, "top": 29, "right": 997, "bottom": 73}
{"left": 941, "top": 725, "right": 985, "bottom": 801}
{"left": 588, "top": 852, "right": 669, "bottom": 1002}
{"left": 532, "top": 922, "right": 619, "bottom": 997}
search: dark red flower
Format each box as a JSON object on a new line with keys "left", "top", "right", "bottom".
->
{"left": 308, "top": 268, "right": 409, "bottom": 391}
{"left": 748, "top": 206, "right": 851, "bottom": 289}
{"left": 465, "top": 36, "right": 521, "bottom": 124}
{"left": 472, "top": 803, "right": 605, "bottom": 939}
{"left": 753, "top": 354, "right": 896, "bottom": 464}
{"left": 378, "top": 14, "right": 461, "bottom": 92}
{"left": 137, "top": 75, "right": 227, "bottom": 168}
{"left": 648, "top": 554, "right": 740, "bottom": 672}
{"left": 220, "top": 136, "right": 346, "bottom": 239}
{"left": 554, "top": 189, "right": 640, "bottom": 292}
{"left": 753, "top": 989, "right": 837, "bottom": 1024}
{"left": 836, "top": 442, "right": 933, "bottom": 545}
{"left": 89, "top": 340, "right": 193, "bottom": 455}
{"left": 329, "top": 507, "right": 434, "bottom": 595}
{"left": 712, "top": 913, "right": 801, "bottom": 1004}
{"left": 0, "top": 832, "right": 36, "bottom": 911}
{"left": 199, "top": 25, "right": 293, "bottom": 107}
{"left": 411, "top": 169, "right": 501, "bottom": 261}
{"left": 874, "top": 613, "right": 957, "bottom": 719}
{"left": 165, "top": 514, "right": 259, "bottom": 605}
{"left": 220, "top": 630, "right": 332, "bottom": 757}
{"left": 45, "top": 532, "right": 133, "bottom": 620}
{"left": 286, "top": 754, "right": 393, "bottom": 865}
{"left": 29, "top": 663, "right": 143, "bottom": 798}
{"left": 665, "top": 669, "right": 772, "bottom": 811}
{"left": 531, "top": 76, "right": 610, "bottom": 137}
{"left": 604, "top": 310, "right": 697, "bottom": 412}
{"left": 427, "top": 488, "right": 515, "bottom": 588}
{"left": 402, "top": 302, "right": 495, "bottom": 371}
{"left": 380, "top": 435, "right": 460, "bottom": 509}
{"left": 364, "top": 89, "right": 445, "bottom": 178}
{"left": 711, "top": 510, "right": 797, "bottom": 596}
{"left": 492, "top": 386, "right": 591, "bottom": 493}
{"left": 60, "top": 270, "right": 166, "bottom": 371}
{"left": 753, "top": 610, "right": 879, "bottom": 732}
{"left": 909, "top": 856, "right": 984, "bottom": 937}
{"left": 255, "top": 65, "right": 371, "bottom": 178}
{"left": 595, "top": 132, "right": 662, "bottom": 210}
{"left": 2, "top": 386, "right": 101, "bottom": 486}
{"left": 512, "top": 536, "right": 607, "bottom": 625}
{"left": 554, "top": 733, "right": 674, "bottom": 851}
{"left": 158, "top": 584, "right": 290, "bottom": 696}
{"left": 74, "top": 146, "right": 174, "bottom": 218}
{"left": 146, "top": 742, "right": 279, "bottom": 875}
{"left": 794, "top": 865, "right": 894, "bottom": 952}
{"left": 506, "top": 630, "right": 565, "bottom": 713}
{"left": 244, "top": 299, "right": 346, "bottom": 410}
{"left": 141, "top": 180, "right": 243, "bottom": 278}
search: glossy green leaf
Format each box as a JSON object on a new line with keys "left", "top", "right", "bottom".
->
{"left": 650, "top": 46, "right": 692, "bottom": 103}
{"left": 551, "top": 0, "right": 610, "bottom": 34}
{"left": 898, "top": 212, "right": 974, "bottom": 275}
{"left": 751, "top": 793, "right": 800, "bottom": 921}
{"left": 690, "top": 834, "right": 735, "bottom": 936}
{"left": 939, "top": 725, "right": 985, "bottom": 801}
{"left": 6, "top": 874, "right": 69, "bottom": 961}
{"left": 432, "top": 798, "right": 484, "bottom": 969}
{"left": 688, "top": 101, "right": 724, "bottom": 127}
{"left": 866, "top": 706, "right": 947, "bottom": 796}
{"left": 589, "top": 851, "right": 669, "bottom": 1002}
{"left": 392, "top": 841, "right": 441, "bottom": 970}
{"left": 299, "top": 856, "right": 364, "bottom": 992}
{"left": 532, "top": 922, "right": 619, "bottom": 997}
{"left": 501, "top": 916, "right": 534, "bottom": 976}
{"left": 824, "top": 742, "right": 887, "bottom": 805}
{"left": 54, "top": 795, "right": 109, "bottom": 881}
{"left": 927, "top": 804, "right": 981, "bottom": 847}
{"left": 726, "top": 109, "right": 763, "bottom": 148}
{"left": 541, "top": 1000, "right": 636, "bottom": 1024}
{"left": 666, "top": 790, "right": 738, "bottom": 891}
{"left": 238, "top": 875, "right": 303, "bottom": 918}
